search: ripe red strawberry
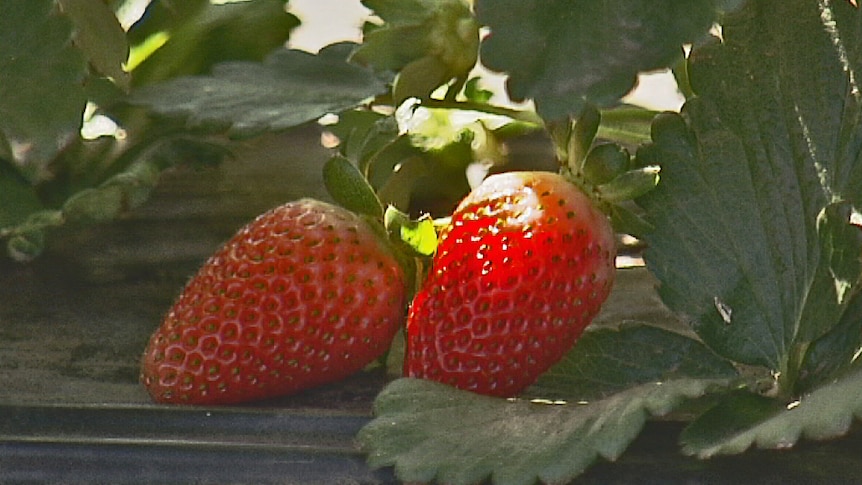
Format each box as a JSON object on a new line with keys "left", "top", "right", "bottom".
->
{"left": 141, "top": 199, "right": 406, "bottom": 405}
{"left": 404, "top": 171, "right": 616, "bottom": 397}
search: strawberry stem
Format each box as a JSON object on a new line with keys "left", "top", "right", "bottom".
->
{"left": 777, "top": 341, "right": 810, "bottom": 402}
{"left": 420, "top": 98, "right": 544, "bottom": 125}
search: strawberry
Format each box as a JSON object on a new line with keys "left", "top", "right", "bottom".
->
{"left": 141, "top": 198, "right": 406, "bottom": 405}
{"left": 404, "top": 171, "right": 616, "bottom": 397}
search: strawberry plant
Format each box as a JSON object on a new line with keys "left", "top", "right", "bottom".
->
{"left": 3, "top": 0, "right": 862, "bottom": 484}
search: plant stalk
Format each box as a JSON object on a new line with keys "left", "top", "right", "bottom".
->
{"left": 777, "top": 342, "right": 810, "bottom": 402}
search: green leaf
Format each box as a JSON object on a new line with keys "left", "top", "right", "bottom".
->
{"left": 688, "top": 0, "right": 862, "bottom": 209}
{"left": 681, "top": 360, "right": 862, "bottom": 458}
{"left": 128, "top": 43, "right": 391, "bottom": 138}
{"left": 0, "top": 0, "right": 87, "bottom": 181}
{"left": 680, "top": 390, "right": 786, "bottom": 456}
{"left": 365, "top": 140, "right": 428, "bottom": 205}
{"left": 796, "top": 202, "right": 862, "bottom": 343}
{"left": 323, "top": 155, "right": 384, "bottom": 219}
{"left": 638, "top": 0, "right": 862, "bottom": 372}
{"left": 476, "top": 0, "right": 737, "bottom": 121}
{"left": 58, "top": 0, "right": 130, "bottom": 90}
{"left": 125, "top": 0, "right": 208, "bottom": 45}
{"left": 374, "top": 150, "right": 428, "bottom": 210}
{"left": 0, "top": 164, "right": 44, "bottom": 230}
{"left": 351, "top": 0, "right": 479, "bottom": 101}
{"left": 528, "top": 323, "right": 739, "bottom": 401}
{"left": 128, "top": 0, "right": 298, "bottom": 87}
{"left": 359, "top": 377, "right": 733, "bottom": 485}
{"left": 392, "top": 55, "right": 450, "bottom": 104}
{"left": 797, "top": 289, "right": 862, "bottom": 393}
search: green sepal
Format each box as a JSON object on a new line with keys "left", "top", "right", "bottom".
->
{"left": 351, "top": 0, "right": 479, "bottom": 99}
{"left": 61, "top": 156, "right": 167, "bottom": 224}
{"left": 597, "top": 165, "right": 660, "bottom": 204}
{"left": 582, "top": 142, "right": 631, "bottom": 185}
{"left": 7, "top": 230, "right": 45, "bottom": 263}
{"left": 323, "top": 155, "right": 384, "bottom": 220}
{"left": 596, "top": 106, "right": 657, "bottom": 146}
{"left": 568, "top": 104, "right": 601, "bottom": 173}
{"left": 384, "top": 205, "right": 438, "bottom": 257}
{"left": 327, "top": 110, "right": 393, "bottom": 168}
{"left": 608, "top": 203, "right": 654, "bottom": 240}
{"left": 62, "top": 186, "right": 124, "bottom": 223}
{"left": 3, "top": 209, "right": 66, "bottom": 262}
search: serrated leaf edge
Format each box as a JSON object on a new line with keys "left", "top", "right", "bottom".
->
{"left": 682, "top": 364, "right": 862, "bottom": 459}
{"left": 359, "top": 377, "right": 733, "bottom": 485}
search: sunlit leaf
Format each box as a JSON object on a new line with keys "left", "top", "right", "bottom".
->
{"left": 384, "top": 206, "right": 438, "bottom": 256}
{"left": 359, "top": 376, "right": 732, "bottom": 485}
{"left": 129, "top": 43, "right": 391, "bottom": 138}
{"left": 638, "top": 0, "right": 862, "bottom": 371}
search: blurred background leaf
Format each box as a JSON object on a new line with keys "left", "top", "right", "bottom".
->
{"left": 128, "top": 43, "right": 391, "bottom": 138}
{"left": 59, "top": 0, "right": 131, "bottom": 90}
{"left": 476, "top": 0, "right": 741, "bottom": 121}
{"left": 0, "top": 0, "right": 88, "bottom": 182}
{"left": 127, "top": 0, "right": 298, "bottom": 87}
{"left": 351, "top": 0, "right": 479, "bottom": 103}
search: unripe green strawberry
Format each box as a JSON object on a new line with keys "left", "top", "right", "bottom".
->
{"left": 141, "top": 199, "right": 406, "bottom": 405}
{"left": 404, "top": 171, "right": 616, "bottom": 397}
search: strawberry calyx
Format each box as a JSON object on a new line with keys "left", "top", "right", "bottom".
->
{"left": 549, "top": 104, "right": 661, "bottom": 238}
{"left": 323, "top": 152, "right": 434, "bottom": 300}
